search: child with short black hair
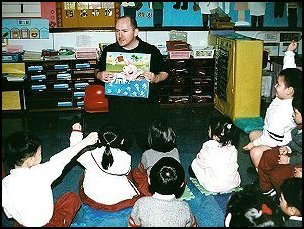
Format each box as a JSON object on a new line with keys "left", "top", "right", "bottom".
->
{"left": 75, "top": 123, "right": 141, "bottom": 211}
{"left": 224, "top": 184, "right": 284, "bottom": 227}
{"left": 279, "top": 177, "right": 302, "bottom": 227}
{"left": 189, "top": 115, "right": 241, "bottom": 193}
{"left": 130, "top": 118, "right": 180, "bottom": 196}
{"left": 243, "top": 41, "right": 302, "bottom": 168}
{"left": 128, "top": 157, "right": 197, "bottom": 227}
{"left": 2, "top": 124, "right": 98, "bottom": 227}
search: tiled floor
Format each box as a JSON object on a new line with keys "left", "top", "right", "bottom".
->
{"left": 2, "top": 105, "right": 259, "bottom": 226}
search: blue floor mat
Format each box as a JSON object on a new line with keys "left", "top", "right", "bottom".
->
{"left": 71, "top": 185, "right": 195, "bottom": 227}
{"left": 71, "top": 182, "right": 227, "bottom": 227}
{"left": 186, "top": 181, "right": 225, "bottom": 227}
{"left": 213, "top": 193, "right": 232, "bottom": 213}
{"left": 71, "top": 205, "right": 132, "bottom": 227}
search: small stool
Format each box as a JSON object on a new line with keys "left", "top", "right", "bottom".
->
{"left": 234, "top": 117, "right": 264, "bottom": 134}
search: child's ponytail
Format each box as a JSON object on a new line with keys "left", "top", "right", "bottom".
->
{"left": 209, "top": 116, "right": 238, "bottom": 147}
{"left": 101, "top": 132, "right": 116, "bottom": 170}
{"left": 220, "top": 122, "right": 236, "bottom": 146}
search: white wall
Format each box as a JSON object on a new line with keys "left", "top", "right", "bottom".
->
{"left": 53, "top": 31, "right": 116, "bottom": 49}
{"left": 237, "top": 31, "right": 302, "bottom": 55}
{"left": 7, "top": 30, "right": 301, "bottom": 56}
{"left": 7, "top": 30, "right": 209, "bottom": 52}
{"left": 8, "top": 37, "right": 54, "bottom": 51}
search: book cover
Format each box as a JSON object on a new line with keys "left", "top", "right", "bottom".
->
{"left": 105, "top": 52, "right": 151, "bottom": 98}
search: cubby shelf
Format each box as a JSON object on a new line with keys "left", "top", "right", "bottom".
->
{"left": 49, "top": 26, "right": 302, "bottom": 33}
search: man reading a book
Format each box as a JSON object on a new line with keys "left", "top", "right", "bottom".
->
{"left": 95, "top": 15, "right": 169, "bottom": 150}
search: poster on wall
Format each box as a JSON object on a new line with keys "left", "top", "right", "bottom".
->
{"left": 104, "top": 52, "right": 151, "bottom": 98}
{"left": 57, "top": 2, "right": 118, "bottom": 28}
{"left": 41, "top": 2, "right": 57, "bottom": 28}
{"left": 2, "top": 18, "right": 49, "bottom": 39}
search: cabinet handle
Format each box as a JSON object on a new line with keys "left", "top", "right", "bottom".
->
{"left": 175, "top": 69, "right": 188, "bottom": 72}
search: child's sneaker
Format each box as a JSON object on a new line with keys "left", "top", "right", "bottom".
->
{"left": 262, "top": 188, "right": 276, "bottom": 197}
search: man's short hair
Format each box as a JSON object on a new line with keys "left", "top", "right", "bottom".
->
{"left": 118, "top": 15, "right": 138, "bottom": 30}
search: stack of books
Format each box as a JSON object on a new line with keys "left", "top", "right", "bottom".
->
{"left": 23, "top": 51, "right": 42, "bottom": 61}
{"left": 42, "top": 49, "right": 60, "bottom": 60}
{"left": 210, "top": 7, "right": 235, "bottom": 29}
{"left": 3, "top": 73, "right": 26, "bottom": 82}
{"left": 75, "top": 48, "right": 97, "bottom": 59}
{"left": 166, "top": 41, "right": 191, "bottom": 59}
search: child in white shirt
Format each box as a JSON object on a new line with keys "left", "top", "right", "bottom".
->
{"left": 75, "top": 123, "right": 141, "bottom": 211}
{"left": 189, "top": 116, "right": 241, "bottom": 193}
{"left": 243, "top": 41, "right": 301, "bottom": 168}
{"left": 2, "top": 124, "right": 98, "bottom": 227}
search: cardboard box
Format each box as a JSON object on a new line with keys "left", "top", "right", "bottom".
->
{"left": 192, "top": 46, "right": 214, "bottom": 59}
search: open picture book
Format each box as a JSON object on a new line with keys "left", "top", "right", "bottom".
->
{"left": 104, "top": 52, "right": 151, "bottom": 98}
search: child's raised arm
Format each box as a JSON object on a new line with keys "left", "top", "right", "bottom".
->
{"left": 70, "top": 123, "right": 83, "bottom": 146}
{"left": 81, "top": 132, "right": 99, "bottom": 147}
{"left": 72, "top": 122, "right": 82, "bottom": 131}
{"left": 283, "top": 40, "right": 297, "bottom": 69}
{"left": 39, "top": 131, "right": 98, "bottom": 183}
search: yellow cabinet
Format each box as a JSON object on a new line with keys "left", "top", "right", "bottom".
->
{"left": 209, "top": 33, "right": 263, "bottom": 120}
{"left": 2, "top": 63, "right": 26, "bottom": 111}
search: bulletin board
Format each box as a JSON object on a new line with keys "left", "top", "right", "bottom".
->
{"left": 2, "top": 18, "right": 49, "bottom": 39}
{"left": 35, "top": 2, "right": 301, "bottom": 30}
{"left": 126, "top": 2, "right": 302, "bottom": 28}
{"left": 56, "top": 2, "right": 120, "bottom": 28}
{"left": 41, "top": 2, "right": 57, "bottom": 28}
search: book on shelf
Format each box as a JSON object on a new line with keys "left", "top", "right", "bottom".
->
{"left": 166, "top": 41, "right": 191, "bottom": 51}
{"left": 3, "top": 74, "right": 26, "bottom": 82}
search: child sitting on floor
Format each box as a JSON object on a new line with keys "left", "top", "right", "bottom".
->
{"left": 243, "top": 41, "right": 302, "bottom": 168}
{"left": 2, "top": 125, "right": 98, "bottom": 227}
{"left": 258, "top": 94, "right": 302, "bottom": 196}
{"left": 224, "top": 184, "right": 284, "bottom": 227}
{"left": 130, "top": 118, "right": 180, "bottom": 196}
{"left": 189, "top": 115, "right": 241, "bottom": 193}
{"left": 75, "top": 123, "right": 141, "bottom": 211}
{"left": 128, "top": 157, "right": 197, "bottom": 227}
{"left": 279, "top": 177, "right": 302, "bottom": 227}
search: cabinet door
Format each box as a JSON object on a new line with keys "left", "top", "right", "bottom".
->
{"left": 160, "top": 59, "right": 191, "bottom": 105}
{"left": 2, "top": 91, "right": 22, "bottom": 110}
{"left": 72, "top": 59, "right": 97, "bottom": 80}
{"left": 233, "top": 40, "right": 263, "bottom": 119}
{"left": 25, "top": 59, "right": 100, "bottom": 111}
{"left": 160, "top": 58, "right": 215, "bottom": 106}
{"left": 191, "top": 59, "right": 214, "bottom": 104}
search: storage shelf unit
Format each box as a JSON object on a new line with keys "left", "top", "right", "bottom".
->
{"left": 24, "top": 59, "right": 97, "bottom": 111}
{"left": 208, "top": 33, "right": 263, "bottom": 120}
{"left": 159, "top": 58, "right": 215, "bottom": 106}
